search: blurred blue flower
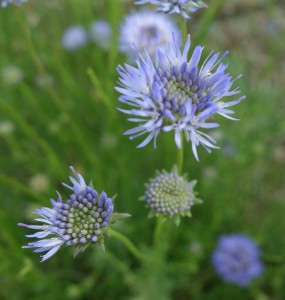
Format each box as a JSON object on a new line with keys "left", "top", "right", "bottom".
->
{"left": 119, "top": 10, "right": 180, "bottom": 60}
{"left": 212, "top": 234, "right": 264, "bottom": 287}
{"left": 61, "top": 26, "right": 88, "bottom": 51}
{"left": 116, "top": 34, "right": 245, "bottom": 160}
{"left": 135, "top": 0, "right": 207, "bottom": 19}
{"left": 90, "top": 20, "right": 112, "bottom": 50}
{"left": 19, "top": 167, "right": 114, "bottom": 262}
{"left": 1, "top": 0, "right": 27, "bottom": 7}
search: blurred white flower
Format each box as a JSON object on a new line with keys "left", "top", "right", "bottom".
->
{"left": 62, "top": 26, "right": 88, "bottom": 51}
{"left": 29, "top": 173, "right": 50, "bottom": 193}
{"left": 0, "top": 120, "right": 15, "bottom": 135}
{"left": 1, "top": 0, "right": 27, "bottom": 7}
{"left": 35, "top": 74, "right": 54, "bottom": 88}
{"left": 119, "top": 10, "right": 181, "bottom": 59}
{"left": 90, "top": 20, "right": 112, "bottom": 50}
{"left": 1, "top": 65, "right": 24, "bottom": 85}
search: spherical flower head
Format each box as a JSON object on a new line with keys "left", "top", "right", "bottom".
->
{"left": 135, "top": 0, "right": 207, "bottom": 19}
{"left": 1, "top": 0, "right": 27, "bottom": 7}
{"left": 62, "top": 26, "right": 88, "bottom": 51}
{"left": 212, "top": 234, "right": 264, "bottom": 287}
{"left": 143, "top": 166, "right": 202, "bottom": 224}
{"left": 116, "top": 33, "right": 245, "bottom": 161}
{"left": 18, "top": 167, "right": 116, "bottom": 262}
{"left": 119, "top": 10, "right": 181, "bottom": 60}
{"left": 90, "top": 20, "right": 112, "bottom": 50}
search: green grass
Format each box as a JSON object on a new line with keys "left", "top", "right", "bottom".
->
{"left": 0, "top": 0, "right": 285, "bottom": 299}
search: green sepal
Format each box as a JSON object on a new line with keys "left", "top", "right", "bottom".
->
{"left": 193, "top": 198, "right": 203, "bottom": 204}
{"left": 73, "top": 243, "right": 90, "bottom": 257}
{"left": 111, "top": 212, "right": 131, "bottom": 223}
{"left": 173, "top": 215, "right": 181, "bottom": 226}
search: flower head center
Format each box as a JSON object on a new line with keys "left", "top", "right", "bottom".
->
{"left": 141, "top": 25, "right": 160, "bottom": 41}
{"left": 145, "top": 173, "right": 194, "bottom": 216}
{"left": 52, "top": 187, "right": 113, "bottom": 244}
{"left": 154, "top": 65, "right": 212, "bottom": 120}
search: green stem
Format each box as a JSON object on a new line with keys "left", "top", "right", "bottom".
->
{"left": 180, "top": 18, "right": 188, "bottom": 43}
{"left": 194, "top": 0, "right": 226, "bottom": 44}
{"left": 176, "top": 136, "right": 184, "bottom": 174}
{"left": 153, "top": 215, "right": 164, "bottom": 248}
{"left": 109, "top": 229, "right": 152, "bottom": 262}
{"left": 87, "top": 68, "right": 114, "bottom": 111}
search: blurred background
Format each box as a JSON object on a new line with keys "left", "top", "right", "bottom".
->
{"left": 0, "top": 0, "right": 284, "bottom": 299}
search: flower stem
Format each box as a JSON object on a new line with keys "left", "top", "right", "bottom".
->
{"left": 109, "top": 229, "right": 152, "bottom": 262}
{"left": 153, "top": 215, "right": 164, "bottom": 248}
{"left": 181, "top": 18, "right": 188, "bottom": 43}
{"left": 177, "top": 136, "right": 184, "bottom": 174}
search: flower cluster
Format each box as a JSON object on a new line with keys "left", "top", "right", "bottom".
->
{"left": 135, "top": 0, "right": 207, "bottom": 19}
{"left": 212, "top": 234, "right": 264, "bottom": 287}
{"left": 1, "top": 0, "right": 27, "bottom": 7}
{"left": 62, "top": 21, "right": 112, "bottom": 51}
{"left": 18, "top": 167, "right": 115, "bottom": 261}
{"left": 116, "top": 33, "right": 245, "bottom": 160}
{"left": 143, "top": 166, "right": 201, "bottom": 224}
{"left": 119, "top": 10, "right": 181, "bottom": 59}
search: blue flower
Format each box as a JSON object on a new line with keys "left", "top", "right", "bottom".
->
{"left": 90, "top": 20, "right": 112, "bottom": 50}
{"left": 135, "top": 0, "right": 207, "bottom": 19}
{"left": 212, "top": 234, "right": 264, "bottom": 287}
{"left": 18, "top": 167, "right": 114, "bottom": 262}
{"left": 116, "top": 34, "right": 245, "bottom": 160}
{"left": 61, "top": 26, "right": 88, "bottom": 51}
{"left": 119, "top": 10, "right": 181, "bottom": 60}
{"left": 1, "top": 0, "right": 27, "bottom": 7}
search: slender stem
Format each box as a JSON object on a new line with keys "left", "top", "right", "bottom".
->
{"left": 153, "top": 215, "right": 164, "bottom": 248}
{"left": 104, "top": 251, "right": 136, "bottom": 279}
{"left": 181, "top": 18, "right": 188, "bottom": 43}
{"left": 194, "top": 0, "right": 226, "bottom": 44}
{"left": 176, "top": 136, "right": 184, "bottom": 174}
{"left": 109, "top": 229, "right": 152, "bottom": 262}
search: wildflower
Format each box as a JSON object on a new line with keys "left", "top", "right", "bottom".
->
{"left": 143, "top": 166, "right": 201, "bottom": 224}
{"left": 61, "top": 26, "right": 88, "bottom": 51}
{"left": 0, "top": 120, "right": 15, "bottom": 135}
{"left": 135, "top": 0, "right": 207, "bottom": 19}
{"left": 1, "top": 0, "right": 27, "bottom": 7}
{"left": 212, "top": 234, "right": 264, "bottom": 287}
{"left": 116, "top": 33, "right": 245, "bottom": 160}
{"left": 90, "top": 20, "right": 112, "bottom": 50}
{"left": 29, "top": 174, "right": 50, "bottom": 193}
{"left": 19, "top": 167, "right": 116, "bottom": 262}
{"left": 119, "top": 10, "right": 180, "bottom": 59}
{"left": 1, "top": 65, "right": 24, "bottom": 85}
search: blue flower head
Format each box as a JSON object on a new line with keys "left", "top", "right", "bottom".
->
{"left": 135, "top": 0, "right": 207, "bottom": 19}
{"left": 116, "top": 33, "right": 245, "bottom": 160}
{"left": 119, "top": 10, "right": 181, "bottom": 60}
{"left": 1, "top": 0, "right": 27, "bottom": 7}
{"left": 143, "top": 166, "right": 202, "bottom": 224}
{"left": 212, "top": 234, "right": 264, "bottom": 287}
{"left": 18, "top": 167, "right": 121, "bottom": 262}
